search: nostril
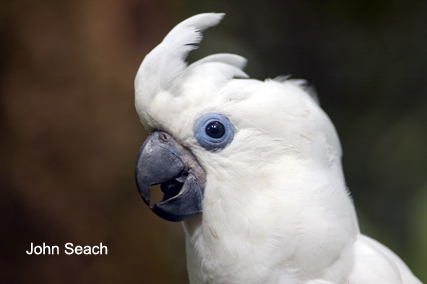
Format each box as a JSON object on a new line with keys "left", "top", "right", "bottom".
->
{"left": 160, "top": 132, "right": 168, "bottom": 142}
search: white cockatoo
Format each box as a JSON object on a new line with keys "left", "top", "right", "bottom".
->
{"left": 134, "top": 13, "right": 422, "bottom": 284}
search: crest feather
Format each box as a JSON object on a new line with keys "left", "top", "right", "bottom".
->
{"left": 135, "top": 13, "right": 224, "bottom": 104}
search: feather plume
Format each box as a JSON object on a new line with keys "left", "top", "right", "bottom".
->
{"left": 135, "top": 13, "right": 224, "bottom": 102}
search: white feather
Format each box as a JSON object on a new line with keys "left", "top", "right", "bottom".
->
{"left": 134, "top": 13, "right": 422, "bottom": 284}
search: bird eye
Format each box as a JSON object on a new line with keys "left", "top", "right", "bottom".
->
{"left": 194, "top": 113, "right": 234, "bottom": 151}
{"left": 205, "top": 121, "right": 225, "bottom": 138}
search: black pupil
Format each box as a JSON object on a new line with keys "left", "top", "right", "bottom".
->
{"left": 206, "top": 121, "right": 225, "bottom": 138}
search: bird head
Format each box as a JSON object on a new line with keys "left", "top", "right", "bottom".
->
{"left": 134, "top": 13, "right": 346, "bottom": 226}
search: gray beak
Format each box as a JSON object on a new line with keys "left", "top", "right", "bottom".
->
{"left": 135, "top": 130, "right": 206, "bottom": 222}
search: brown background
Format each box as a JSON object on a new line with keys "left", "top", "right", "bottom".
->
{"left": 1, "top": 0, "right": 426, "bottom": 283}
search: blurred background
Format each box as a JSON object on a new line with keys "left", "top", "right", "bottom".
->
{"left": 1, "top": 0, "right": 426, "bottom": 283}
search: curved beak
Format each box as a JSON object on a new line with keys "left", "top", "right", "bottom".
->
{"left": 135, "top": 131, "right": 206, "bottom": 222}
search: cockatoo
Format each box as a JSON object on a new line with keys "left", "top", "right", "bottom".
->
{"left": 134, "top": 13, "right": 422, "bottom": 284}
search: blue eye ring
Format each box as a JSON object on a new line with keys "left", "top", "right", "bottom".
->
{"left": 194, "top": 113, "right": 235, "bottom": 151}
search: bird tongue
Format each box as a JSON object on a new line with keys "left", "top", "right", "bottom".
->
{"left": 160, "top": 176, "right": 186, "bottom": 201}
